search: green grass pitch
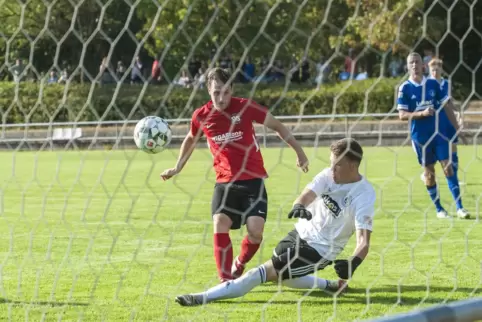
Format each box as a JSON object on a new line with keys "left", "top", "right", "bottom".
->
{"left": 0, "top": 146, "right": 481, "bottom": 321}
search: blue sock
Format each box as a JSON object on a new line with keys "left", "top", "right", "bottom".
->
{"left": 427, "top": 184, "right": 444, "bottom": 212}
{"left": 446, "top": 174, "right": 463, "bottom": 210}
{"left": 452, "top": 152, "right": 459, "bottom": 177}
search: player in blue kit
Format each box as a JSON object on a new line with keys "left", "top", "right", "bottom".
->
{"left": 420, "top": 57, "right": 464, "bottom": 185}
{"left": 397, "top": 52, "right": 469, "bottom": 219}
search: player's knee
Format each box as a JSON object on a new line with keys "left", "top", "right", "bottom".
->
{"left": 213, "top": 213, "right": 232, "bottom": 233}
{"left": 444, "top": 164, "right": 454, "bottom": 177}
{"left": 440, "top": 161, "right": 454, "bottom": 177}
{"left": 444, "top": 166, "right": 454, "bottom": 177}
{"left": 246, "top": 217, "right": 265, "bottom": 243}
{"left": 424, "top": 167, "right": 436, "bottom": 185}
{"left": 271, "top": 253, "right": 298, "bottom": 281}
{"left": 424, "top": 172, "right": 436, "bottom": 186}
{"left": 263, "top": 260, "right": 278, "bottom": 281}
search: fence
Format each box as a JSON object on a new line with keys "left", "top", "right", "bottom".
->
{"left": 1, "top": 111, "right": 482, "bottom": 149}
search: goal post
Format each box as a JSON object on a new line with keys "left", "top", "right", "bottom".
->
{"left": 368, "top": 297, "right": 482, "bottom": 322}
{"left": 0, "top": 0, "right": 481, "bottom": 321}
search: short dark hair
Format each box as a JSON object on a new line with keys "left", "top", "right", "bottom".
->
{"left": 206, "top": 67, "right": 232, "bottom": 89}
{"left": 330, "top": 138, "right": 363, "bottom": 164}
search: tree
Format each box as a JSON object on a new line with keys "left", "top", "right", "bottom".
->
{"left": 0, "top": 0, "right": 143, "bottom": 79}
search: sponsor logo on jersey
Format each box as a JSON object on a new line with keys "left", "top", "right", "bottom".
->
{"left": 231, "top": 114, "right": 241, "bottom": 124}
{"left": 212, "top": 131, "right": 243, "bottom": 144}
{"left": 321, "top": 194, "right": 342, "bottom": 218}
{"left": 416, "top": 99, "right": 434, "bottom": 109}
{"left": 342, "top": 195, "right": 352, "bottom": 207}
{"left": 429, "top": 90, "right": 435, "bottom": 97}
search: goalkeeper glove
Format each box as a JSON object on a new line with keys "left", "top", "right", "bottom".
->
{"left": 287, "top": 204, "right": 313, "bottom": 220}
{"left": 333, "top": 256, "right": 363, "bottom": 280}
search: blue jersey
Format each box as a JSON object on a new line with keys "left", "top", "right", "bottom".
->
{"left": 433, "top": 78, "right": 457, "bottom": 141}
{"left": 397, "top": 77, "right": 449, "bottom": 144}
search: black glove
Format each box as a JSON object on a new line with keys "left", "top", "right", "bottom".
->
{"left": 287, "top": 204, "right": 313, "bottom": 220}
{"left": 333, "top": 256, "right": 363, "bottom": 280}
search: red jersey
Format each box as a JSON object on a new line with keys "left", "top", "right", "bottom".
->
{"left": 190, "top": 97, "right": 268, "bottom": 183}
{"left": 151, "top": 60, "right": 161, "bottom": 78}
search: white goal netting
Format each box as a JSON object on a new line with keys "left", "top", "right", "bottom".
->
{"left": 0, "top": 0, "right": 481, "bottom": 321}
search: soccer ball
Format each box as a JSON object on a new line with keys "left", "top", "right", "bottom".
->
{"left": 133, "top": 116, "right": 172, "bottom": 154}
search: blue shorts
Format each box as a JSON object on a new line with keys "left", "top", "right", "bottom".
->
{"left": 412, "top": 138, "right": 450, "bottom": 166}
{"left": 439, "top": 128, "right": 458, "bottom": 144}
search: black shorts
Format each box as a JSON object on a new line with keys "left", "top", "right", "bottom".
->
{"left": 271, "top": 229, "right": 332, "bottom": 280}
{"left": 211, "top": 178, "right": 268, "bottom": 230}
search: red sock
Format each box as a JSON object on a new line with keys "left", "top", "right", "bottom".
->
{"left": 238, "top": 235, "right": 261, "bottom": 265}
{"left": 213, "top": 233, "right": 233, "bottom": 281}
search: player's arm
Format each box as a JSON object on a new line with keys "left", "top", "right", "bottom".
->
{"left": 441, "top": 98, "right": 461, "bottom": 133}
{"left": 263, "top": 113, "right": 309, "bottom": 172}
{"left": 397, "top": 85, "right": 433, "bottom": 121}
{"left": 438, "top": 84, "right": 467, "bottom": 143}
{"left": 177, "top": 131, "right": 201, "bottom": 170}
{"left": 333, "top": 228, "right": 371, "bottom": 280}
{"left": 287, "top": 169, "right": 329, "bottom": 220}
{"left": 286, "top": 188, "right": 316, "bottom": 221}
{"left": 352, "top": 228, "right": 371, "bottom": 260}
{"left": 398, "top": 109, "right": 434, "bottom": 121}
{"left": 160, "top": 118, "right": 203, "bottom": 181}
{"left": 333, "top": 193, "right": 375, "bottom": 280}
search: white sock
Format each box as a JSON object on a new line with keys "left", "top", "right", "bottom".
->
{"left": 282, "top": 275, "right": 328, "bottom": 290}
{"left": 193, "top": 265, "right": 267, "bottom": 302}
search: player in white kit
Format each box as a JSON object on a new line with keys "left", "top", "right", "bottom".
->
{"left": 176, "top": 138, "right": 376, "bottom": 306}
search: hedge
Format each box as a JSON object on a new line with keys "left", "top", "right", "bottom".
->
{"left": 0, "top": 78, "right": 472, "bottom": 124}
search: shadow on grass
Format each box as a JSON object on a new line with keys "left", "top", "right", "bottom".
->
{"left": 242, "top": 284, "right": 479, "bottom": 305}
{"left": 0, "top": 298, "right": 89, "bottom": 307}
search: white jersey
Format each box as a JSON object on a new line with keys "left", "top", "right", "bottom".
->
{"left": 295, "top": 168, "right": 376, "bottom": 261}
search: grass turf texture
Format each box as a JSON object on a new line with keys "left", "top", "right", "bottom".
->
{"left": 0, "top": 146, "right": 481, "bottom": 321}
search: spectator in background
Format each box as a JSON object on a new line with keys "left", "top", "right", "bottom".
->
{"left": 219, "top": 53, "right": 234, "bottom": 72}
{"left": 48, "top": 71, "right": 58, "bottom": 84}
{"left": 344, "top": 49, "right": 355, "bottom": 76}
{"left": 254, "top": 56, "right": 274, "bottom": 83}
{"left": 175, "top": 69, "right": 191, "bottom": 88}
{"left": 388, "top": 56, "right": 403, "bottom": 77}
{"left": 338, "top": 66, "right": 350, "bottom": 81}
{"left": 241, "top": 57, "right": 255, "bottom": 83}
{"left": 9, "top": 59, "right": 25, "bottom": 83}
{"left": 188, "top": 56, "right": 202, "bottom": 79}
{"left": 355, "top": 66, "right": 368, "bottom": 81}
{"left": 300, "top": 57, "right": 310, "bottom": 83}
{"left": 151, "top": 56, "right": 162, "bottom": 84}
{"left": 116, "top": 61, "right": 126, "bottom": 81}
{"left": 131, "top": 56, "right": 144, "bottom": 84}
{"left": 314, "top": 56, "right": 331, "bottom": 86}
{"left": 272, "top": 60, "right": 285, "bottom": 82}
{"left": 194, "top": 67, "right": 206, "bottom": 89}
{"left": 99, "top": 57, "right": 113, "bottom": 84}
{"left": 58, "top": 69, "right": 68, "bottom": 84}
{"left": 289, "top": 58, "right": 300, "bottom": 83}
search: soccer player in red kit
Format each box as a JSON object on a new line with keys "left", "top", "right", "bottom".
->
{"left": 160, "top": 68, "right": 309, "bottom": 282}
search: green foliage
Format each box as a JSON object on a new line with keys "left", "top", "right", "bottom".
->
{"left": 0, "top": 78, "right": 410, "bottom": 124}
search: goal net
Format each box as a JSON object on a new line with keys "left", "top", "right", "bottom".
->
{"left": 0, "top": 0, "right": 481, "bottom": 321}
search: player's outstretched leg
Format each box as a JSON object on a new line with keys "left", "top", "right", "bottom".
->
{"left": 440, "top": 159, "right": 470, "bottom": 219}
{"left": 213, "top": 214, "right": 234, "bottom": 282}
{"left": 232, "top": 216, "right": 264, "bottom": 278}
{"left": 282, "top": 275, "right": 348, "bottom": 294}
{"left": 176, "top": 263, "right": 269, "bottom": 306}
{"left": 423, "top": 165, "right": 449, "bottom": 219}
{"left": 175, "top": 259, "right": 345, "bottom": 306}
